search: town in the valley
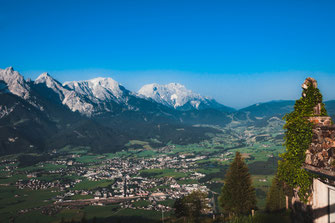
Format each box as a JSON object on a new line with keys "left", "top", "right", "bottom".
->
{"left": 0, "top": 145, "right": 234, "bottom": 217}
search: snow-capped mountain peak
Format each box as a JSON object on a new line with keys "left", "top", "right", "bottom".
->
{"left": 35, "top": 72, "right": 52, "bottom": 82}
{"left": 35, "top": 72, "right": 62, "bottom": 87}
{"left": 64, "top": 77, "right": 127, "bottom": 102}
{"left": 89, "top": 77, "right": 125, "bottom": 99}
{"left": 138, "top": 82, "right": 212, "bottom": 110}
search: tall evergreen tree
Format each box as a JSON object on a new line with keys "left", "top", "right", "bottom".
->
{"left": 80, "top": 213, "right": 87, "bottom": 223}
{"left": 174, "top": 197, "right": 187, "bottom": 219}
{"left": 265, "top": 175, "right": 286, "bottom": 212}
{"left": 173, "top": 190, "right": 209, "bottom": 222}
{"left": 219, "top": 152, "right": 256, "bottom": 217}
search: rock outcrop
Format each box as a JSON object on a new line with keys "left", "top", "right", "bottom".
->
{"left": 0, "top": 67, "right": 30, "bottom": 99}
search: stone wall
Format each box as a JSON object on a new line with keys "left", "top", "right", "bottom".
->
{"left": 305, "top": 116, "right": 335, "bottom": 172}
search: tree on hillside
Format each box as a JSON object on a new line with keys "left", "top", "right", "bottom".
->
{"left": 265, "top": 175, "right": 286, "bottom": 212}
{"left": 174, "top": 197, "right": 187, "bottom": 220}
{"left": 80, "top": 213, "right": 87, "bottom": 223}
{"left": 219, "top": 152, "right": 256, "bottom": 217}
{"left": 277, "top": 77, "right": 328, "bottom": 202}
{"left": 173, "top": 190, "right": 209, "bottom": 222}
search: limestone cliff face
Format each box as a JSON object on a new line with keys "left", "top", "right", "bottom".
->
{"left": 0, "top": 67, "right": 30, "bottom": 99}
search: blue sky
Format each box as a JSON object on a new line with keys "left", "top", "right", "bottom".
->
{"left": 1, "top": 0, "right": 335, "bottom": 108}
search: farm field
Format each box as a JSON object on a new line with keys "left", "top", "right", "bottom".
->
{"left": 0, "top": 119, "right": 285, "bottom": 222}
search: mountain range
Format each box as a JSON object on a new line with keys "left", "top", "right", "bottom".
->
{"left": 1, "top": 67, "right": 335, "bottom": 155}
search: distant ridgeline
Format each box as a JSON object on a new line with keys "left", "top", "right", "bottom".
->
{"left": 1, "top": 67, "right": 335, "bottom": 155}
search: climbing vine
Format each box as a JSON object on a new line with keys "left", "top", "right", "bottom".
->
{"left": 277, "top": 81, "right": 327, "bottom": 203}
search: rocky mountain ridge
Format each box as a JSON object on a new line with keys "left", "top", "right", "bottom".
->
{"left": 0, "top": 67, "right": 227, "bottom": 154}
{"left": 1, "top": 67, "right": 335, "bottom": 155}
{"left": 1, "top": 67, "right": 233, "bottom": 116}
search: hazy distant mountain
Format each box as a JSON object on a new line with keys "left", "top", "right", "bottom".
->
{"left": 235, "top": 100, "right": 335, "bottom": 121}
{"left": 233, "top": 100, "right": 295, "bottom": 127}
{"left": 236, "top": 100, "right": 295, "bottom": 120}
{"left": 138, "top": 83, "right": 235, "bottom": 112}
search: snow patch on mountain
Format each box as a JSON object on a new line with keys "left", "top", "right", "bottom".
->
{"left": 0, "top": 104, "right": 16, "bottom": 119}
